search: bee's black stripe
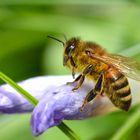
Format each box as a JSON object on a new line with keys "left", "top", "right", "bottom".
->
{"left": 110, "top": 74, "right": 131, "bottom": 98}
{"left": 117, "top": 88, "right": 131, "bottom": 97}
{"left": 112, "top": 76, "right": 128, "bottom": 90}
{"left": 115, "top": 84, "right": 131, "bottom": 97}
{"left": 120, "top": 94, "right": 132, "bottom": 101}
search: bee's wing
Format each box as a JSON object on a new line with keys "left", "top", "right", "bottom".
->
{"left": 92, "top": 54, "right": 140, "bottom": 81}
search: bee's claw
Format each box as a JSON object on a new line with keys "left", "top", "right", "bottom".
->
{"left": 80, "top": 106, "right": 84, "bottom": 112}
{"left": 72, "top": 87, "right": 78, "bottom": 91}
{"left": 80, "top": 102, "right": 86, "bottom": 112}
{"left": 66, "top": 81, "right": 77, "bottom": 85}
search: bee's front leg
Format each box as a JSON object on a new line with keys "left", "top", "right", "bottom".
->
{"left": 72, "top": 64, "right": 93, "bottom": 91}
{"left": 80, "top": 73, "right": 104, "bottom": 111}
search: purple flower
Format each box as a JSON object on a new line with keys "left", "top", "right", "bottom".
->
{"left": 0, "top": 75, "right": 139, "bottom": 136}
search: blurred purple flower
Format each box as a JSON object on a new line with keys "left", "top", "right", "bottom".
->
{"left": 0, "top": 75, "right": 116, "bottom": 136}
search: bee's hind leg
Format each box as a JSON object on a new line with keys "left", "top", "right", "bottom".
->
{"left": 80, "top": 89, "right": 97, "bottom": 112}
{"left": 80, "top": 73, "right": 104, "bottom": 111}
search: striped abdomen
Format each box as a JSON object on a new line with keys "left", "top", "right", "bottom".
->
{"left": 104, "top": 67, "right": 131, "bottom": 111}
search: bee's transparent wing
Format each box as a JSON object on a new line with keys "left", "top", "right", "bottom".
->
{"left": 92, "top": 54, "right": 140, "bottom": 81}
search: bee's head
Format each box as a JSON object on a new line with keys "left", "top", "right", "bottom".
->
{"left": 48, "top": 36, "right": 79, "bottom": 67}
{"left": 63, "top": 37, "right": 80, "bottom": 67}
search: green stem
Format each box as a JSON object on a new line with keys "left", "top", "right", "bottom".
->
{"left": 58, "top": 122, "right": 81, "bottom": 140}
{"left": 0, "top": 72, "right": 81, "bottom": 140}
{"left": 0, "top": 72, "right": 38, "bottom": 105}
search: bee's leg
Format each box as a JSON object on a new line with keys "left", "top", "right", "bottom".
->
{"left": 72, "top": 75, "right": 85, "bottom": 91}
{"left": 72, "top": 64, "right": 93, "bottom": 91}
{"left": 70, "top": 57, "right": 76, "bottom": 79}
{"left": 66, "top": 74, "right": 82, "bottom": 85}
{"left": 72, "top": 67, "right": 75, "bottom": 79}
{"left": 80, "top": 89, "right": 96, "bottom": 112}
{"left": 80, "top": 73, "right": 104, "bottom": 111}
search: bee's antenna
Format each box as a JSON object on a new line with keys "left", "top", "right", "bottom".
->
{"left": 47, "top": 36, "right": 64, "bottom": 46}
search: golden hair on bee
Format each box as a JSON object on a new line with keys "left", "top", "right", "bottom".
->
{"left": 48, "top": 35, "right": 140, "bottom": 111}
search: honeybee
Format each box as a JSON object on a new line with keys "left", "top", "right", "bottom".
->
{"left": 48, "top": 36, "right": 140, "bottom": 111}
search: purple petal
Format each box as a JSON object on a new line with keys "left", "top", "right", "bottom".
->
{"left": 0, "top": 88, "right": 33, "bottom": 113}
{"left": 0, "top": 76, "right": 73, "bottom": 113}
{"left": 31, "top": 80, "right": 113, "bottom": 136}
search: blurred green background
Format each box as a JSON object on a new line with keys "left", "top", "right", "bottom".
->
{"left": 0, "top": 0, "right": 140, "bottom": 140}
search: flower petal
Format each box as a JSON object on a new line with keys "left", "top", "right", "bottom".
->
{"left": 31, "top": 80, "right": 113, "bottom": 136}
{"left": 0, "top": 76, "right": 72, "bottom": 113}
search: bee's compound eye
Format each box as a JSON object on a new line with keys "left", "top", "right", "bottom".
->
{"left": 65, "top": 44, "right": 75, "bottom": 54}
